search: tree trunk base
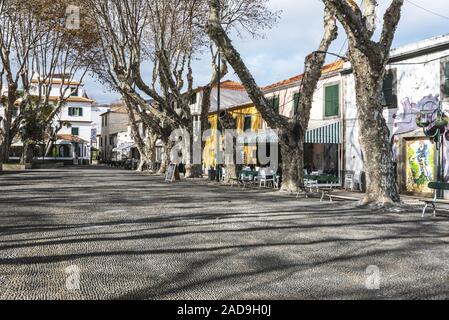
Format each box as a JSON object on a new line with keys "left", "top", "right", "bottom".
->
{"left": 185, "top": 164, "right": 203, "bottom": 179}
{"left": 280, "top": 185, "right": 302, "bottom": 194}
{"left": 356, "top": 198, "right": 413, "bottom": 213}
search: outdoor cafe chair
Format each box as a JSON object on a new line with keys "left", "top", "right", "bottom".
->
{"left": 344, "top": 173, "right": 354, "bottom": 190}
{"left": 353, "top": 171, "right": 363, "bottom": 191}
{"left": 240, "top": 172, "right": 255, "bottom": 189}
{"left": 304, "top": 179, "right": 319, "bottom": 194}
{"left": 221, "top": 168, "right": 226, "bottom": 182}
{"left": 258, "top": 168, "right": 275, "bottom": 188}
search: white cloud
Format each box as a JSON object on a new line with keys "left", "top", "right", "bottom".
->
{"left": 88, "top": 0, "right": 449, "bottom": 103}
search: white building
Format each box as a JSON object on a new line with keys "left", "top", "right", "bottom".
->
{"left": 344, "top": 33, "right": 449, "bottom": 197}
{"left": 99, "top": 104, "right": 134, "bottom": 162}
{"left": 1, "top": 75, "right": 104, "bottom": 164}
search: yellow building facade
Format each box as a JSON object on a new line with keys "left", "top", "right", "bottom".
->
{"left": 203, "top": 104, "right": 263, "bottom": 169}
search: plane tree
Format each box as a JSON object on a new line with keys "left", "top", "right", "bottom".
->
{"left": 324, "top": 0, "right": 405, "bottom": 206}
{"left": 206, "top": 0, "right": 338, "bottom": 192}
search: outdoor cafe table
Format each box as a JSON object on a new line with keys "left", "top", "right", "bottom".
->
{"left": 304, "top": 174, "right": 339, "bottom": 184}
{"left": 240, "top": 170, "right": 258, "bottom": 177}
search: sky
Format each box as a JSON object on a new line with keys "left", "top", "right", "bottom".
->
{"left": 85, "top": 0, "right": 449, "bottom": 104}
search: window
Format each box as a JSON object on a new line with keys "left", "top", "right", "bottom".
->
{"left": 442, "top": 60, "right": 449, "bottom": 100}
{"left": 324, "top": 84, "right": 340, "bottom": 117}
{"left": 68, "top": 107, "right": 83, "bottom": 117}
{"left": 243, "top": 115, "right": 252, "bottom": 131}
{"left": 71, "top": 127, "right": 79, "bottom": 136}
{"left": 382, "top": 69, "right": 397, "bottom": 108}
{"left": 109, "top": 134, "right": 115, "bottom": 146}
{"left": 70, "top": 87, "right": 79, "bottom": 97}
{"left": 11, "top": 107, "right": 19, "bottom": 117}
{"left": 267, "top": 95, "right": 280, "bottom": 114}
{"left": 190, "top": 93, "right": 197, "bottom": 105}
{"left": 293, "top": 92, "right": 301, "bottom": 115}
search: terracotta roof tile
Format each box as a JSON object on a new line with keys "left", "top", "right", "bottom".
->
{"left": 215, "top": 80, "right": 246, "bottom": 91}
{"left": 56, "top": 134, "right": 89, "bottom": 144}
{"left": 262, "top": 60, "right": 344, "bottom": 91}
{"left": 192, "top": 80, "right": 246, "bottom": 94}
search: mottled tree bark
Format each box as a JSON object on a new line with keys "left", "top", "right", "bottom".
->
{"left": 158, "top": 140, "right": 174, "bottom": 175}
{"left": 325, "top": 0, "right": 404, "bottom": 206}
{"left": 354, "top": 65, "right": 400, "bottom": 204}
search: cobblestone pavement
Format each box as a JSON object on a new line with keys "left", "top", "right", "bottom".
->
{"left": 1, "top": 167, "right": 449, "bottom": 300}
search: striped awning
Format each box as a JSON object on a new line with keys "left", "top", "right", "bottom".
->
{"left": 305, "top": 120, "right": 341, "bottom": 144}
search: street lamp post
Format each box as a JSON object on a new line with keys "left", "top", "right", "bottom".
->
{"left": 216, "top": 52, "right": 221, "bottom": 183}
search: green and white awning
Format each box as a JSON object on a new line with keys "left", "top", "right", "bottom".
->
{"left": 305, "top": 120, "right": 341, "bottom": 144}
{"left": 236, "top": 120, "right": 341, "bottom": 145}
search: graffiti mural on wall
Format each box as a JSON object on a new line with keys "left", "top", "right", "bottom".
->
{"left": 392, "top": 95, "right": 441, "bottom": 137}
{"left": 392, "top": 94, "right": 449, "bottom": 183}
{"left": 405, "top": 138, "right": 435, "bottom": 193}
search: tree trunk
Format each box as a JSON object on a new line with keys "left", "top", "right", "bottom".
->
{"left": 185, "top": 163, "right": 203, "bottom": 178}
{"left": 353, "top": 65, "right": 400, "bottom": 205}
{"left": 184, "top": 131, "right": 204, "bottom": 179}
{"left": 137, "top": 133, "right": 159, "bottom": 172}
{"left": 158, "top": 141, "right": 173, "bottom": 175}
{"left": 20, "top": 141, "right": 33, "bottom": 165}
{"left": 279, "top": 132, "right": 304, "bottom": 193}
{"left": 326, "top": 0, "right": 404, "bottom": 207}
{"left": 1, "top": 114, "right": 12, "bottom": 163}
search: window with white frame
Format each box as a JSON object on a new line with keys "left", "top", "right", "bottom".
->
{"left": 68, "top": 107, "right": 83, "bottom": 117}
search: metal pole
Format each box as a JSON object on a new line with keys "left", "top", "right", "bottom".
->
{"left": 439, "top": 133, "right": 445, "bottom": 198}
{"left": 216, "top": 52, "right": 221, "bottom": 182}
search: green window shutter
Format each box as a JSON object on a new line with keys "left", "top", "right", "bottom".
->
{"left": 325, "top": 85, "right": 339, "bottom": 117}
{"left": 266, "top": 96, "right": 280, "bottom": 113}
{"left": 244, "top": 116, "right": 252, "bottom": 131}
{"left": 190, "top": 93, "right": 197, "bottom": 105}
{"left": 444, "top": 79, "right": 449, "bottom": 97}
{"left": 382, "top": 73, "right": 394, "bottom": 107}
{"left": 79, "top": 108, "right": 83, "bottom": 117}
{"left": 68, "top": 108, "right": 73, "bottom": 116}
{"left": 268, "top": 96, "right": 279, "bottom": 114}
{"left": 444, "top": 63, "right": 449, "bottom": 97}
{"left": 293, "top": 93, "right": 300, "bottom": 115}
{"left": 71, "top": 127, "right": 79, "bottom": 136}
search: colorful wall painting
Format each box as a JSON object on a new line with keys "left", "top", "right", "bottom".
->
{"left": 405, "top": 138, "right": 435, "bottom": 193}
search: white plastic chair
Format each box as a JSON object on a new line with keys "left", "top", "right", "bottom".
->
{"left": 304, "top": 179, "right": 319, "bottom": 193}
{"left": 258, "top": 168, "right": 275, "bottom": 188}
{"left": 353, "top": 171, "right": 363, "bottom": 191}
{"left": 344, "top": 173, "right": 354, "bottom": 190}
{"left": 221, "top": 168, "right": 226, "bottom": 181}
